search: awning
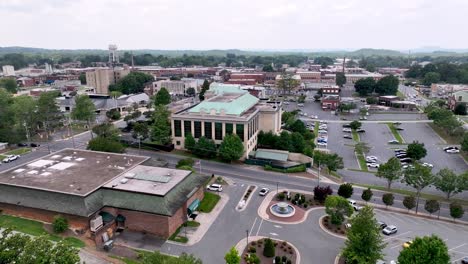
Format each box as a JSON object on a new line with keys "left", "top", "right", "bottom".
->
{"left": 188, "top": 199, "right": 200, "bottom": 214}
{"left": 116, "top": 214, "right": 126, "bottom": 222}
{"left": 99, "top": 211, "right": 115, "bottom": 224}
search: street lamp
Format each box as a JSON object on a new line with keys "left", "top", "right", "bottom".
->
{"left": 246, "top": 229, "right": 249, "bottom": 247}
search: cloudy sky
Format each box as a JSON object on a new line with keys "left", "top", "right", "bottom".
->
{"left": 1, "top": 0, "right": 467, "bottom": 50}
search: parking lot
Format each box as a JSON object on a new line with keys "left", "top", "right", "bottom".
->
{"left": 376, "top": 210, "right": 468, "bottom": 263}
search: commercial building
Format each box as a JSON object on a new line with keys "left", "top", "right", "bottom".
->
{"left": 345, "top": 73, "right": 384, "bottom": 84}
{"left": 296, "top": 71, "right": 321, "bottom": 82}
{"left": 149, "top": 79, "right": 198, "bottom": 96}
{"left": 448, "top": 91, "right": 468, "bottom": 111}
{"left": 0, "top": 149, "right": 208, "bottom": 245}
{"left": 2, "top": 65, "right": 15, "bottom": 76}
{"left": 86, "top": 67, "right": 130, "bottom": 94}
{"left": 170, "top": 83, "right": 282, "bottom": 159}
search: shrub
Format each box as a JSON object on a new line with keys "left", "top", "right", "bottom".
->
{"left": 286, "top": 260, "right": 292, "bottom": 264}
{"left": 275, "top": 256, "right": 281, "bottom": 263}
{"left": 382, "top": 193, "right": 394, "bottom": 208}
{"left": 300, "top": 194, "right": 306, "bottom": 202}
{"left": 263, "top": 238, "right": 276, "bottom": 258}
{"left": 313, "top": 185, "right": 333, "bottom": 202}
{"left": 249, "top": 246, "right": 256, "bottom": 253}
{"left": 251, "top": 241, "right": 257, "bottom": 246}
{"left": 282, "top": 256, "right": 287, "bottom": 262}
{"left": 403, "top": 195, "right": 416, "bottom": 212}
{"left": 303, "top": 203, "right": 308, "bottom": 208}
{"left": 52, "top": 215, "right": 69, "bottom": 233}
{"left": 176, "top": 158, "right": 194, "bottom": 168}
{"left": 337, "top": 183, "right": 354, "bottom": 198}
{"left": 245, "top": 253, "right": 260, "bottom": 264}
{"left": 277, "top": 193, "right": 285, "bottom": 201}
{"left": 87, "top": 136, "right": 125, "bottom": 153}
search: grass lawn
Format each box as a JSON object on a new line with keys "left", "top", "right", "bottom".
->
{"left": 314, "top": 121, "right": 319, "bottom": 137}
{"left": 386, "top": 123, "right": 404, "bottom": 143}
{"left": 397, "top": 91, "right": 405, "bottom": 98}
{"left": 354, "top": 184, "right": 468, "bottom": 207}
{"left": 351, "top": 130, "right": 359, "bottom": 142}
{"left": 0, "top": 214, "right": 84, "bottom": 248}
{"left": 5, "top": 147, "right": 32, "bottom": 156}
{"left": 198, "top": 192, "right": 220, "bottom": 213}
{"left": 186, "top": 221, "right": 200, "bottom": 227}
{"left": 111, "top": 251, "right": 179, "bottom": 264}
{"left": 428, "top": 123, "right": 461, "bottom": 145}
{"left": 347, "top": 168, "right": 375, "bottom": 174}
{"left": 355, "top": 152, "right": 368, "bottom": 172}
{"left": 168, "top": 225, "right": 189, "bottom": 243}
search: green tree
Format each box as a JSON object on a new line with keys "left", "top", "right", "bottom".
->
{"left": 337, "top": 183, "right": 354, "bottom": 198}
{"left": 398, "top": 235, "right": 449, "bottom": 264}
{"left": 12, "top": 95, "right": 38, "bottom": 140}
{"left": 354, "top": 142, "right": 370, "bottom": 156}
{"left": 132, "top": 122, "right": 149, "bottom": 141}
{"left": 0, "top": 89, "right": 17, "bottom": 143}
{"left": 361, "top": 188, "right": 373, "bottom": 203}
{"left": 263, "top": 238, "right": 275, "bottom": 258}
{"left": 454, "top": 103, "right": 467, "bottom": 115}
{"left": 382, "top": 193, "right": 394, "bottom": 208}
{"left": 151, "top": 105, "right": 172, "bottom": 145}
{"left": 277, "top": 73, "right": 300, "bottom": 95}
{"left": 403, "top": 163, "right": 435, "bottom": 213}
{"left": 336, "top": 72, "right": 346, "bottom": 87}
{"left": 449, "top": 202, "right": 464, "bottom": 220}
{"left": 313, "top": 56, "right": 334, "bottom": 68}
{"left": 52, "top": 215, "right": 69, "bottom": 233}
{"left": 462, "top": 132, "right": 468, "bottom": 152}
{"left": 375, "top": 75, "right": 399, "bottom": 95}
{"left": 403, "top": 195, "right": 416, "bottom": 212}
{"left": 349, "top": 120, "right": 362, "bottom": 130}
{"left": 325, "top": 195, "right": 354, "bottom": 225}
{"left": 186, "top": 87, "right": 196, "bottom": 97}
{"left": 219, "top": 134, "right": 244, "bottom": 162}
{"left": 184, "top": 133, "right": 196, "bottom": 152}
{"left": 71, "top": 95, "right": 96, "bottom": 137}
{"left": 313, "top": 151, "right": 344, "bottom": 172}
{"left": 406, "top": 141, "right": 427, "bottom": 161}
{"left": 92, "top": 123, "right": 119, "bottom": 140}
{"left": 199, "top": 79, "right": 210, "bottom": 100}
{"left": 424, "top": 200, "right": 440, "bottom": 216}
{"left": 354, "top": 77, "right": 376, "bottom": 96}
{"left": 176, "top": 158, "right": 194, "bottom": 169}
{"left": 154, "top": 87, "right": 171, "bottom": 106}
{"left": 422, "top": 72, "right": 441, "bottom": 86}
{"left": 0, "top": 78, "right": 18, "bottom": 93}
{"left": 341, "top": 206, "right": 385, "bottom": 264}
{"left": 0, "top": 229, "right": 31, "bottom": 263}
{"left": 434, "top": 168, "right": 466, "bottom": 199}
{"left": 16, "top": 236, "right": 80, "bottom": 264}
{"left": 289, "top": 119, "right": 307, "bottom": 134}
{"left": 262, "top": 64, "right": 274, "bottom": 72}
{"left": 37, "top": 91, "right": 63, "bottom": 136}
{"left": 79, "top": 72, "right": 86, "bottom": 84}
{"left": 87, "top": 136, "right": 125, "bottom": 153}
{"left": 224, "top": 247, "right": 240, "bottom": 264}
{"left": 376, "top": 157, "right": 402, "bottom": 189}
{"left": 193, "top": 136, "right": 217, "bottom": 158}
{"left": 106, "top": 109, "right": 121, "bottom": 120}
{"left": 366, "top": 97, "right": 378, "bottom": 104}
{"left": 110, "top": 72, "right": 154, "bottom": 94}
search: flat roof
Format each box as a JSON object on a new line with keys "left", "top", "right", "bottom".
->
{"left": 0, "top": 149, "right": 147, "bottom": 196}
{"left": 104, "top": 165, "right": 192, "bottom": 196}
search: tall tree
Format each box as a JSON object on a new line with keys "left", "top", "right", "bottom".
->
{"left": 403, "top": 163, "right": 435, "bottom": 213}
{"left": 406, "top": 141, "right": 427, "bottom": 161}
{"left": 277, "top": 73, "right": 300, "bottom": 95}
{"left": 12, "top": 95, "right": 38, "bottom": 140}
{"left": 92, "top": 123, "right": 119, "bottom": 140}
{"left": 199, "top": 79, "right": 210, "bottom": 100}
{"left": 375, "top": 157, "right": 402, "bottom": 189}
{"left": 151, "top": 105, "right": 172, "bottom": 145}
{"left": 337, "top": 183, "right": 354, "bottom": 198}
{"left": 71, "top": 95, "right": 96, "bottom": 138}
{"left": 434, "top": 168, "right": 467, "bottom": 200}
{"left": 354, "top": 78, "right": 376, "bottom": 96}
{"left": 422, "top": 72, "right": 441, "bottom": 86}
{"left": 37, "top": 91, "right": 63, "bottom": 138}
{"left": 375, "top": 75, "right": 399, "bottom": 95}
{"left": 219, "top": 134, "right": 244, "bottom": 162}
{"left": 110, "top": 72, "right": 154, "bottom": 94}
{"left": 193, "top": 136, "right": 217, "bottom": 158}
{"left": 184, "top": 133, "right": 196, "bottom": 152}
{"left": 132, "top": 122, "right": 149, "bottom": 141}
{"left": 0, "top": 78, "right": 18, "bottom": 93}
{"left": 325, "top": 195, "right": 354, "bottom": 225}
{"left": 79, "top": 72, "right": 86, "bottom": 85}
{"left": 336, "top": 72, "right": 346, "bottom": 87}
{"left": 397, "top": 235, "right": 449, "bottom": 264}
{"left": 154, "top": 87, "right": 171, "bottom": 106}
{"left": 341, "top": 206, "right": 386, "bottom": 264}
{"left": 224, "top": 247, "right": 240, "bottom": 264}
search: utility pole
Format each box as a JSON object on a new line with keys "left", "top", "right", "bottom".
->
{"left": 246, "top": 229, "right": 249, "bottom": 247}
{"left": 317, "top": 161, "right": 321, "bottom": 187}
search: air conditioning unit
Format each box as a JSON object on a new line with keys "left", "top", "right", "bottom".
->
{"left": 90, "top": 215, "right": 103, "bottom": 232}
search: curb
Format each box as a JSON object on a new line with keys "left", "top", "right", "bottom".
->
{"left": 334, "top": 254, "right": 341, "bottom": 264}
{"left": 234, "top": 236, "right": 301, "bottom": 264}
{"left": 236, "top": 185, "right": 258, "bottom": 212}
{"left": 318, "top": 215, "right": 346, "bottom": 240}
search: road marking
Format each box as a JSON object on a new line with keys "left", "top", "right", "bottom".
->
{"left": 274, "top": 225, "right": 283, "bottom": 228}
{"left": 269, "top": 232, "right": 278, "bottom": 236}
{"left": 249, "top": 217, "right": 258, "bottom": 236}
{"left": 449, "top": 243, "right": 467, "bottom": 251}
{"left": 256, "top": 219, "right": 264, "bottom": 236}
{"left": 383, "top": 231, "right": 412, "bottom": 241}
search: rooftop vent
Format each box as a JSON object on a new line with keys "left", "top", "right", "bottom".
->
{"left": 120, "top": 178, "right": 129, "bottom": 184}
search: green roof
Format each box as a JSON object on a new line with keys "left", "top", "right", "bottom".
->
{"left": 254, "top": 149, "right": 289, "bottom": 162}
{"left": 209, "top": 83, "right": 245, "bottom": 95}
{"left": 189, "top": 92, "right": 259, "bottom": 116}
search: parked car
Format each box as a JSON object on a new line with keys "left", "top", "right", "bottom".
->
{"left": 2, "top": 155, "right": 20, "bottom": 163}
{"left": 377, "top": 221, "right": 387, "bottom": 229}
{"left": 30, "top": 143, "right": 40, "bottom": 147}
{"left": 318, "top": 130, "right": 328, "bottom": 134}
{"left": 319, "top": 125, "right": 327, "bottom": 130}
{"left": 393, "top": 122, "right": 402, "bottom": 125}
{"left": 403, "top": 240, "right": 413, "bottom": 248}
{"left": 319, "top": 121, "right": 328, "bottom": 124}
{"left": 356, "top": 129, "right": 366, "bottom": 133}
{"left": 348, "top": 199, "right": 363, "bottom": 211}
{"left": 388, "top": 139, "right": 399, "bottom": 144}
{"left": 443, "top": 146, "right": 458, "bottom": 151}
{"left": 446, "top": 148, "right": 460, "bottom": 153}
{"left": 400, "top": 158, "right": 412, "bottom": 163}
{"left": 359, "top": 116, "right": 367, "bottom": 120}
{"left": 17, "top": 143, "right": 28, "bottom": 147}
{"left": 259, "top": 188, "right": 270, "bottom": 196}
{"left": 342, "top": 128, "right": 352, "bottom": 133}
{"left": 422, "top": 162, "right": 433, "bottom": 168}
{"left": 402, "top": 164, "right": 415, "bottom": 169}
{"left": 382, "top": 225, "right": 398, "bottom": 235}
{"left": 396, "top": 154, "right": 407, "bottom": 159}
{"left": 461, "top": 256, "right": 468, "bottom": 264}
{"left": 298, "top": 103, "right": 304, "bottom": 107}
{"left": 367, "top": 163, "right": 380, "bottom": 168}
{"left": 206, "top": 184, "right": 223, "bottom": 192}
{"left": 342, "top": 124, "right": 351, "bottom": 128}
{"left": 366, "top": 156, "right": 378, "bottom": 161}
{"left": 366, "top": 157, "right": 377, "bottom": 163}
{"left": 310, "top": 115, "right": 318, "bottom": 119}
{"left": 394, "top": 149, "right": 406, "bottom": 152}
{"left": 317, "top": 142, "right": 327, "bottom": 147}
{"left": 396, "top": 127, "right": 404, "bottom": 131}
{"left": 343, "top": 135, "right": 352, "bottom": 139}
{"left": 284, "top": 101, "right": 290, "bottom": 105}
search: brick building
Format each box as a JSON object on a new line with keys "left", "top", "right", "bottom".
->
{"left": 0, "top": 149, "right": 208, "bottom": 246}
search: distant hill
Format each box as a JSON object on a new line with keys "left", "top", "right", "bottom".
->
{"left": 347, "top": 48, "right": 405, "bottom": 57}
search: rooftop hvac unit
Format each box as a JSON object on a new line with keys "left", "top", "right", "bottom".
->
{"left": 90, "top": 215, "right": 103, "bottom": 232}
{"left": 120, "top": 178, "right": 129, "bottom": 184}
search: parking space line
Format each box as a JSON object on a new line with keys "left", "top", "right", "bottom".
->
{"left": 449, "top": 243, "right": 467, "bottom": 252}
{"left": 383, "top": 231, "right": 412, "bottom": 241}
{"left": 249, "top": 217, "right": 257, "bottom": 236}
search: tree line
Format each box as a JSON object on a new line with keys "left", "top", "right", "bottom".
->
{"left": 405, "top": 62, "right": 468, "bottom": 85}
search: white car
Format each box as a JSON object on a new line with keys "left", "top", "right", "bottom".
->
{"left": 318, "top": 130, "right": 327, "bottom": 134}
{"left": 310, "top": 115, "right": 318, "bottom": 119}
{"left": 284, "top": 101, "right": 290, "bottom": 105}
{"left": 366, "top": 156, "right": 378, "bottom": 161}
{"left": 348, "top": 199, "right": 363, "bottom": 211}
{"left": 317, "top": 142, "right": 328, "bottom": 147}
{"left": 2, "top": 155, "right": 20, "bottom": 163}
{"left": 446, "top": 148, "right": 460, "bottom": 153}
{"left": 319, "top": 121, "right": 328, "bottom": 124}
{"left": 259, "top": 188, "right": 269, "bottom": 196}
{"left": 319, "top": 125, "right": 327, "bottom": 130}
{"left": 206, "top": 184, "right": 223, "bottom": 192}
{"left": 342, "top": 128, "right": 352, "bottom": 133}
{"left": 298, "top": 103, "right": 304, "bottom": 107}
{"left": 422, "top": 162, "right": 433, "bottom": 168}
{"left": 366, "top": 158, "right": 377, "bottom": 163}
{"left": 388, "top": 139, "right": 399, "bottom": 144}
{"left": 367, "top": 163, "right": 380, "bottom": 168}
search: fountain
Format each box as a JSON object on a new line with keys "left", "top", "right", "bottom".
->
{"left": 270, "top": 202, "right": 296, "bottom": 218}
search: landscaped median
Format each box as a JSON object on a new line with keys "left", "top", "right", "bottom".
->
{"left": 386, "top": 123, "right": 404, "bottom": 144}
{"left": 0, "top": 147, "right": 32, "bottom": 160}
{"left": 168, "top": 221, "right": 200, "bottom": 243}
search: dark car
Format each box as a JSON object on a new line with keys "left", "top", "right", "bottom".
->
{"left": 396, "top": 127, "right": 404, "bottom": 131}
{"left": 343, "top": 135, "right": 352, "bottom": 139}
{"left": 30, "top": 143, "right": 40, "bottom": 147}
{"left": 342, "top": 124, "right": 351, "bottom": 128}
{"left": 461, "top": 256, "right": 468, "bottom": 264}
{"left": 393, "top": 122, "right": 402, "bottom": 125}
{"left": 357, "top": 129, "right": 366, "bottom": 133}
{"left": 17, "top": 143, "right": 28, "bottom": 147}
{"left": 377, "top": 221, "right": 387, "bottom": 229}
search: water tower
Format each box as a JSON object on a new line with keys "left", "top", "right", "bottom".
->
{"left": 108, "top": 44, "right": 119, "bottom": 64}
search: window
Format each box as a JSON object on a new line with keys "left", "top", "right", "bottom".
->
{"left": 226, "top": 123, "right": 233, "bottom": 135}
{"left": 184, "top": 121, "right": 192, "bottom": 137}
{"left": 176, "top": 141, "right": 180, "bottom": 145}
{"left": 215, "top": 122, "right": 222, "bottom": 140}
{"left": 194, "top": 121, "right": 201, "bottom": 138}
{"left": 204, "top": 122, "right": 212, "bottom": 139}
{"left": 236, "top": 124, "right": 244, "bottom": 141}
{"left": 174, "top": 120, "right": 182, "bottom": 137}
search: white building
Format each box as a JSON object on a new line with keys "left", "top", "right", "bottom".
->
{"left": 2, "top": 65, "right": 15, "bottom": 76}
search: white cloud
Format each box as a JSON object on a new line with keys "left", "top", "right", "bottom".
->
{"left": 0, "top": 0, "right": 467, "bottom": 50}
